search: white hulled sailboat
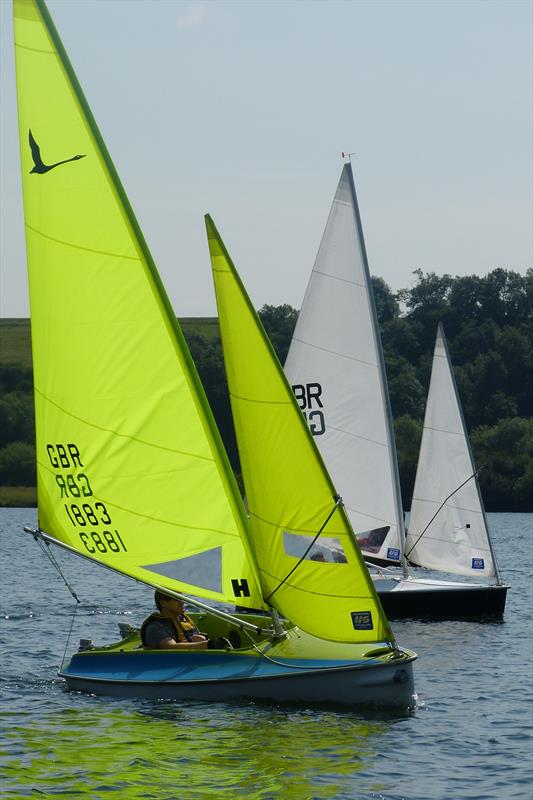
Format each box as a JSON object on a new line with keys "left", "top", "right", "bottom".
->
{"left": 284, "top": 161, "right": 507, "bottom": 619}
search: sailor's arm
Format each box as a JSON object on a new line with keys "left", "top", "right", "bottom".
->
{"left": 157, "top": 635, "right": 208, "bottom": 650}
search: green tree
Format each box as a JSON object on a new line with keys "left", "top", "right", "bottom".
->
{"left": 0, "top": 442, "right": 36, "bottom": 486}
{"left": 371, "top": 276, "right": 399, "bottom": 323}
{"left": 258, "top": 304, "right": 298, "bottom": 364}
{"left": 394, "top": 415, "right": 423, "bottom": 508}
{"left": 0, "top": 392, "right": 35, "bottom": 448}
{"left": 184, "top": 332, "right": 239, "bottom": 471}
{"left": 471, "top": 417, "right": 533, "bottom": 511}
{"left": 385, "top": 355, "right": 425, "bottom": 419}
{"left": 0, "top": 363, "right": 33, "bottom": 393}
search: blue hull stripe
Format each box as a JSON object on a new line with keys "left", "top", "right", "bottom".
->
{"left": 62, "top": 651, "right": 386, "bottom": 684}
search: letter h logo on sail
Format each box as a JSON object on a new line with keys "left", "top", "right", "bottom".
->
{"left": 231, "top": 578, "right": 250, "bottom": 598}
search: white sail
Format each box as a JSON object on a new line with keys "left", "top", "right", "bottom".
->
{"left": 284, "top": 163, "right": 404, "bottom": 564}
{"left": 405, "top": 324, "right": 496, "bottom": 578}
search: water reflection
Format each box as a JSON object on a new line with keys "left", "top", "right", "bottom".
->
{"left": 3, "top": 701, "right": 386, "bottom": 799}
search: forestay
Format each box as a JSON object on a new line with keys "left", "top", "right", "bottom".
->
{"left": 284, "top": 164, "right": 404, "bottom": 564}
{"left": 405, "top": 324, "right": 496, "bottom": 577}
{"left": 13, "top": 0, "right": 264, "bottom": 610}
{"left": 205, "top": 215, "right": 394, "bottom": 644}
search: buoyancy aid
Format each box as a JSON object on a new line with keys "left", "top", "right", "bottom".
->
{"left": 140, "top": 612, "right": 200, "bottom": 647}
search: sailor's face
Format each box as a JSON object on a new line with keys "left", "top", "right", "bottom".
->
{"left": 163, "top": 596, "right": 184, "bottom": 615}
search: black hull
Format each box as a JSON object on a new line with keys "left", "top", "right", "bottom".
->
{"left": 364, "top": 554, "right": 401, "bottom": 568}
{"left": 377, "top": 584, "right": 508, "bottom": 621}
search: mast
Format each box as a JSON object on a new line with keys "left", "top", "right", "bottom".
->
{"left": 345, "top": 162, "right": 409, "bottom": 578}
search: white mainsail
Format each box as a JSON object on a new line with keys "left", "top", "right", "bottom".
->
{"left": 405, "top": 324, "right": 498, "bottom": 578}
{"left": 284, "top": 163, "right": 405, "bottom": 565}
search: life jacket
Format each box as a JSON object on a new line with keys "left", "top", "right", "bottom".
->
{"left": 140, "top": 612, "right": 200, "bottom": 648}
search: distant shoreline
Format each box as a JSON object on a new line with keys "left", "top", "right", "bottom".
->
{"left": 0, "top": 486, "right": 36, "bottom": 507}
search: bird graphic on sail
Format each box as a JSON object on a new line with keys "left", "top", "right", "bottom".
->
{"left": 28, "top": 129, "right": 85, "bottom": 174}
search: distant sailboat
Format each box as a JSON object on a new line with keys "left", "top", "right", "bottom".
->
{"left": 14, "top": 0, "right": 416, "bottom": 705}
{"left": 405, "top": 324, "right": 505, "bottom": 584}
{"left": 284, "top": 162, "right": 404, "bottom": 569}
{"left": 284, "top": 162, "right": 507, "bottom": 618}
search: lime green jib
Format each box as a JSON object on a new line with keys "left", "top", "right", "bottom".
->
{"left": 13, "top": 0, "right": 265, "bottom": 610}
{"left": 205, "top": 215, "right": 394, "bottom": 644}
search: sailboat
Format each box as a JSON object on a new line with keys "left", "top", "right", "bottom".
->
{"left": 13, "top": 0, "right": 416, "bottom": 706}
{"left": 284, "top": 161, "right": 507, "bottom": 619}
{"left": 403, "top": 324, "right": 507, "bottom": 611}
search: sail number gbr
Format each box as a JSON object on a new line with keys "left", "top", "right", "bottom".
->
{"left": 64, "top": 502, "right": 128, "bottom": 554}
{"left": 292, "top": 382, "right": 325, "bottom": 436}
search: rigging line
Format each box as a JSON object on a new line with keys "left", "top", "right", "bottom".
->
{"left": 60, "top": 601, "right": 79, "bottom": 673}
{"left": 35, "top": 536, "right": 80, "bottom": 603}
{"left": 34, "top": 536, "right": 82, "bottom": 672}
{"left": 240, "top": 627, "right": 327, "bottom": 670}
{"left": 404, "top": 469, "right": 481, "bottom": 559}
{"left": 264, "top": 497, "right": 343, "bottom": 603}
{"left": 241, "top": 627, "right": 398, "bottom": 672}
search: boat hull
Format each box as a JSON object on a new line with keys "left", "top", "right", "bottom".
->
{"left": 59, "top": 626, "right": 417, "bottom": 708}
{"left": 61, "top": 654, "right": 415, "bottom": 707}
{"left": 374, "top": 577, "right": 508, "bottom": 620}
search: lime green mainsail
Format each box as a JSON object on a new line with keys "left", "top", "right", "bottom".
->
{"left": 13, "top": 0, "right": 265, "bottom": 610}
{"left": 205, "top": 216, "right": 394, "bottom": 643}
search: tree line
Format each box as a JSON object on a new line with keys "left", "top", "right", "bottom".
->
{"left": 1, "top": 267, "right": 531, "bottom": 511}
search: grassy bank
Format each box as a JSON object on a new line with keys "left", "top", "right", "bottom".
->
{"left": 0, "top": 317, "right": 220, "bottom": 368}
{"left": 0, "top": 486, "right": 37, "bottom": 507}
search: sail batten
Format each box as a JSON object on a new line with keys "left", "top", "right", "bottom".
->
{"left": 13, "top": 0, "right": 265, "bottom": 610}
{"left": 205, "top": 214, "right": 393, "bottom": 644}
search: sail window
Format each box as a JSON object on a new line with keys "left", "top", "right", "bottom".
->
{"left": 355, "top": 526, "right": 390, "bottom": 554}
{"left": 144, "top": 547, "right": 222, "bottom": 593}
{"left": 283, "top": 532, "right": 347, "bottom": 563}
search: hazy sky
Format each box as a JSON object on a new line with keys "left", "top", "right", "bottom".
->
{"left": 1, "top": 0, "right": 531, "bottom": 318}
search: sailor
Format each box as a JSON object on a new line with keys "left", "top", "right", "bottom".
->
{"left": 140, "top": 590, "right": 232, "bottom": 650}
{"left": 140, "top": 590, "right": 209, "bottom": 650}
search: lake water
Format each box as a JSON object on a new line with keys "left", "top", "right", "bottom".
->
{"left": 1, "top": 509, "right": 532, "bottom": 799}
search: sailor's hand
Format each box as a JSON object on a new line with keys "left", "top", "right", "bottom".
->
{"left": 190, "top": 634, "right": 207, "bottom": 642}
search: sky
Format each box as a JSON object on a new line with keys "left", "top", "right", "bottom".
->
{"left": 0, "top": 0, "right": 531, "bottom": 318}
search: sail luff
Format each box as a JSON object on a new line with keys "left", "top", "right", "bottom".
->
{"left": 206, "top": 214, "right": 395, "bottom": 645}
{"left": 13, "top": 0, "right": 265, "bottom": 609}
{"left": 345, "top": 164, "right": 408, "bottom": 572}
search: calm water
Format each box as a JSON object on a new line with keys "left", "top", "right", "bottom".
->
{"left": 1, "top": 509, "right": 532, "bottom": 799}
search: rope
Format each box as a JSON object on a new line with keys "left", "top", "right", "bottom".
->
{"left": 60, "top": 602, "right": 79, "bottom": 671}
{"left": 35, "top": 536, "right": 80, "bottom": 602}
{"left": 34, "top": 535, "right": 81, "bottom": 670}
{"left": 240, "top": 627, "right": 398, "bottom": 671}
{"left": 404, "top": 470, "right": 480, "bottom": 559}
{"left": 264, "top": 496, "right": 343, "bottom": 603}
